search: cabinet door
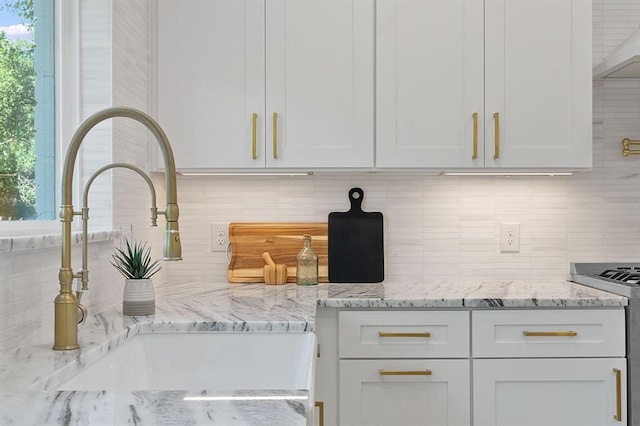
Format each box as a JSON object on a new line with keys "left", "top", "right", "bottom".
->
{"left": 376, "top": 0, "right": 484, "bottom": 168}
{"left": 265, "top": 0, "right": 374, "bottom": 168}
{"left": 315, "top": 307, "right": 339, "bottom": 426}
{"left": 484, "top": 0, "right": 591, "bottom": 169}
{"left": 157, "top": 0, "right": 265, "bottom": 169}
{"left": 474, "top": 358, "right": 627, "bottom": 426}
{"left": 340, "top": 359, "right": 470, "bottom": 426}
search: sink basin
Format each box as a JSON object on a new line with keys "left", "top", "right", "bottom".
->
{"left": 57, "top": 332, "right": 316, "bottom": 391}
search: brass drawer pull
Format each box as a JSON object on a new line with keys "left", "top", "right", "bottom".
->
{"left": 272, "top": 112, "right": 278, "bottom": 159}
{"left": 472, "top": 112, "right": 478, "bottom": 159}
{"left": 379, "top": 369, "right": 432, "bottom": 376}
{"left": 378, "top": 331, "right": 431, "bottom": 338}
{"left": 614, "top": 368, "right": 622, "bottom": 422}
{"left": 251, "top": 113, "right": 257, "bottom": 160}
{"left": 493, "top": 112, "right": 500, "bottom": 159}
{"left": 522, "top": 331, "right": 577, "bottom": 337}
{"left": 315, "top": 401, "right": 324, "bottom": 426}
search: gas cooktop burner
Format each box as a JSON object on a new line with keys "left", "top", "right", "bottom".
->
{"left": 570, "top": 262, "right": 640, "bottom": 297}
{"left": 598, "top": 269, "right": 640, "bottom": 285}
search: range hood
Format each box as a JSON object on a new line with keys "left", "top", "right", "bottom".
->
{"left": 594, "top": 28, "right": 640, "bottom": 79}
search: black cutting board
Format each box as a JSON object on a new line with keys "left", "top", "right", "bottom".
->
{"left": 328, "top": 188, "right": 384, "bottom": 283}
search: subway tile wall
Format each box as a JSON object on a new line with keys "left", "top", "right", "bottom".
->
{"left": 1, "top": 0, "right": 640, "bottom": 353}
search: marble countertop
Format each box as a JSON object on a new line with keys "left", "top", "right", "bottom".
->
{"left": 0, "top": 280, "right": 627, "bottom": 425}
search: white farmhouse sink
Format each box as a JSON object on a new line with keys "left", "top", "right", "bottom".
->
{"left": 57, "top": 332, "right": 316, "bottom": 392}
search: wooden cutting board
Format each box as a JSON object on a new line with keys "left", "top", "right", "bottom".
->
{"left": 227, "top": 222, "right": 328, "bottom": 283}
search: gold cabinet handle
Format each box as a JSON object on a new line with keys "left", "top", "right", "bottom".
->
{"left": 493, "top": 112, "right": 500, "bottom": 159}
{"left": 472, "top": 112, "right": 478, "bottom": 159}
{"left": 379, "top": 369, "right": 432, "bottom": 376}
{"left": 272, "top": 112, "right": 278, "bottom": 159}
{"left": 251, "top": 113, "right": 257, "bottom": 160}
{"left": 614, "top": 368, "right": 622, "bottom": 422}
{"left": 622, "top": 138, "right": 640, "bottom": 156}
{"left": 315, "top": 401, "right": 324, "bottom": 426}
{"left": 378, "top": 331, "right": 431, "bottom": 338}
{"left": 522, "top": 331, "right": 577, "bottom": 337}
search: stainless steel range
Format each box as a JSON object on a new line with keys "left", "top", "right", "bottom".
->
{"left": 571, "top": 262, "right": 640, "bottom": 424}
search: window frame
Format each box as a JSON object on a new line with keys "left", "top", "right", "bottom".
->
{"left": 0, "top": 0, "right": 79, "bottom": 236}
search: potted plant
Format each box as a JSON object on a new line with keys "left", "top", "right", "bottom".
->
{"left": 111, "top": 238, "right": 161, "bottom": 316}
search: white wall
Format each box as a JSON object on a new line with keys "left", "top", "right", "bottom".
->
{"left": 1, "top": 0, "right": 639, "bottom": 354}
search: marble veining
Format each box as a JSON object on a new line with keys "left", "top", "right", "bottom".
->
{"left": 1, "top": 389, "right": 309, "bottom": 426}
{"left": 0, "top": 279, "right": 627, "bottom": 425}
{"left": 316, "top": 280, "right": 628, "bottom": 308}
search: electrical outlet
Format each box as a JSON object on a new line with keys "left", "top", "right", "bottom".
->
{"left": 211, "top": 223, "right": 229, "bottom": 252}
{"left": 500, "top": 222, "right": 520, "bottom": 253}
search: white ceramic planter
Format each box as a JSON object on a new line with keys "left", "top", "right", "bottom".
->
{"left": 122, "top": 278, "right": 155, "bottom": 316}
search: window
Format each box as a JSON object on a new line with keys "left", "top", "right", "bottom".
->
{"left": 0, "top": 0, "right": 54, "bottom": 221}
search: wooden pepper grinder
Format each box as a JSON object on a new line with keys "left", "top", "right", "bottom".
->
{"left": 262, "top": 252, "right": 288, "bottom": 285}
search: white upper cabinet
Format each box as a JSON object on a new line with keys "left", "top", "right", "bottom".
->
{"left": 156, "top": 0, "right": 264, "bottom": 170}
{"left": 265, "top": 0, "right": 374, "bottom": 168}
{"left": 376, "top": 0, "right": 592, "bottom": 170}
{"left": 484, "top": 0, "right": 592, "bottom": 169}
{"left": 157, "top": 0, "right": 591, "bottom": 172}
{"left": 156, "top": 0, "right": 374, "bottom": 171}
{"left": 376, "top": 0, "right": 484, "bottom": 169}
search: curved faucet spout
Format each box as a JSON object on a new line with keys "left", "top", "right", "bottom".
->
{"left": 61, "top": 107, "right": 181, "bottom": 260}
{"left": 54, "top": 106, "right": 182, "bottom": 351}
{"left": 61, "top": 107, "right": 177, "bottom": 204}
{"left": 79, "top": 162, "right": 160, "bottom": 292}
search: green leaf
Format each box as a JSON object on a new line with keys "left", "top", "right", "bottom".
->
{"left": 110, "top": 237, "right": 161, "bottom": 279}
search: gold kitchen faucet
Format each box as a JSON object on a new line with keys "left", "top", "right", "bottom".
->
{"left": 53, "top": 107, "right": 182, "bottom": 350}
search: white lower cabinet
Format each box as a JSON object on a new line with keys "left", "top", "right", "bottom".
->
{"left": 337, "top": 310, "right": 470, "bottom": 426}
{"left": 340, "top": 359, "right": 470, "bottom": 426}
{"left": 473, "top": 309, "right": 627, "bottom": 426}
{"left": 473, "top": 358, "right": 626, "bottom": 426}
{"left": 315, "top": 307, "right": 627, "bottom": 426}
{"left": 315, "top": 307, "right": 339, "bottom": 426}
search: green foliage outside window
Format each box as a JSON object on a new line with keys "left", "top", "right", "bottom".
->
{"left": 0, "top": 0, "right": 36, "bottom": 220}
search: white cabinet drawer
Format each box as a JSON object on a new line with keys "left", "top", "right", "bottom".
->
{"left": 473, "top": 309, "right": 625, "bottom": 358}
{"left": 339, "top": 310, "right": 469, "bottom": 358}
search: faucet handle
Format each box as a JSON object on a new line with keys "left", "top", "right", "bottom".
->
{"left": 150, "top": 206, "right": 158, "bottom": 227}
{"left": 163, "top": 221, "right": 182, "bottom": 261}
{"left": 77, "top": 303, "right": 88, "bottom": 324}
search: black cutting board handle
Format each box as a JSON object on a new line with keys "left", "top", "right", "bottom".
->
{"left": 346, "top": 187, "right": 364, "bottom": 214}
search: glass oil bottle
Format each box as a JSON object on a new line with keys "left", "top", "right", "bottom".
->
{"left": 296, "top": 234, "right": 318, "bottom": 285}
